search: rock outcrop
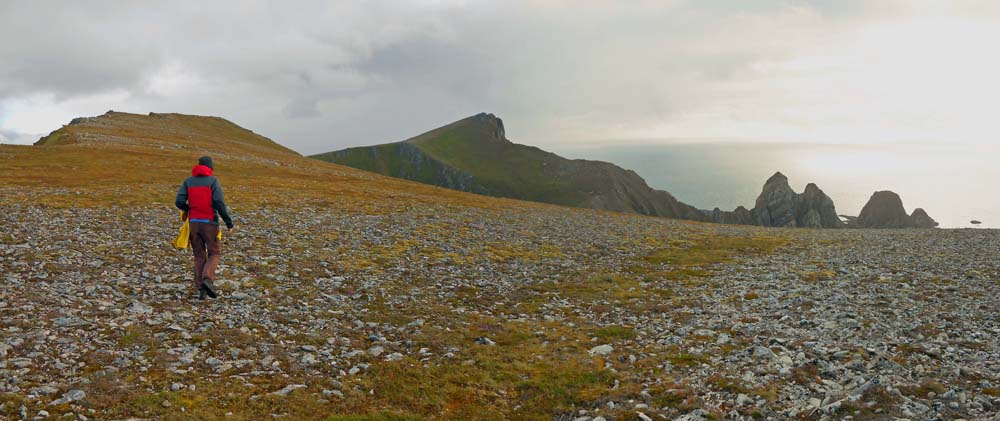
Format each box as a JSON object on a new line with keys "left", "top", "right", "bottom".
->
{"left": 796, "top": 183, "right": 843, "bottom": 228}
{"left": 856, "top": 191, "right": 937, "bottom": 228}
{"left": 754, "top": 172, "right": 800, "bottom": 227}
{"left": 749, "top": 172, "right": 842, "bottom": 228}
{"left": 709, "top": 206, "right": 755, "bottom": 225}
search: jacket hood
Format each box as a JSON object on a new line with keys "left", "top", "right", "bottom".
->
{"left": 192, "top": 165, "right": 214, "bottom": 177}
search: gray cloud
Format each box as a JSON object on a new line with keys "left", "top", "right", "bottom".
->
{"left": 1, "top": 1, "right": 997, "bottom": 153}
{"left": 0, "top": 127, "right": 42, "bottom": 145}
{"left": 0, "top": 3, "right": 164, "bottom": 99}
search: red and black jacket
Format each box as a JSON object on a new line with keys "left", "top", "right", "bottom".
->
{"left": 175, "top": 165, "right": 234, "bottom": 228}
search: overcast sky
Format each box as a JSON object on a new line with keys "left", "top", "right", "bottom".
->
{"left": 1, "top": 0, "right": 998, "bottom": 154}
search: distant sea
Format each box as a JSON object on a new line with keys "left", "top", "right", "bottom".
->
{"left": 553, "top": 142, "right": 998, "bottom": 229}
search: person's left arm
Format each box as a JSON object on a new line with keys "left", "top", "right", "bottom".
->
{"left": 211, "top": 178, "right": 234, "bottom": 230}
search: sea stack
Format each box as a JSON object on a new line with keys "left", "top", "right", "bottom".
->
{"left": 751, "top": 172, "right": 842, "bottom": 228}
{"left": 857, "top": 191, "right": 937, "bottom": 228}
{"left": 754, "top": 172, "right": 799, "bottom": 227}
{"left": 796, "top": 183, "right": 842, "bottom": 228}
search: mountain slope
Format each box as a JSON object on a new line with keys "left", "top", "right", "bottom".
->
{"left": 313, "top": 113, "right": 710, "bottom": 221}
{"left": 35, "top": 111, "right": 299, "bottom": 156}
{"left": 3, "top": 111, "right": 505, "bottom": 211}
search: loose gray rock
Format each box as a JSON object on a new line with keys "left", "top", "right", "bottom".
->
{"left": 270, "top": 384, "right": 306, "bottom": 396}
{"left": 300, "top": 353, "right": 317, "bottom": 365}
{"left": 126, "top": 301, "right": 153, "bottom": 315}
{"left": 588, "top": 344, "right": 614, "bottom": 356}
{"left": 48, "top": 389, "right": 85, "bottom": 406}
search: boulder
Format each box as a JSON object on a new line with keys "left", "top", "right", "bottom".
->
{"left": 588, "top": 344, "right": 614, "bottom": 356}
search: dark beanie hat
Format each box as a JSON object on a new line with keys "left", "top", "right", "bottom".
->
{"left": 198, "top": 156, "right": 214, "bottom": 170}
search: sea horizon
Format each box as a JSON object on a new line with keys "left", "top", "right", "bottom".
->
{"left": 554, "top": 141, "right": 998, "bottom": 229}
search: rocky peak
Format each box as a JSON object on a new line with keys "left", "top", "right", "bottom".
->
{"left": 764, "top": 171, "right": 790, "bottom": 187}
{"left": 802, "top": 183, "right": 821, "bottom": 195}
{"left": 469, "top": 112, "right": 506, "bottom": 142}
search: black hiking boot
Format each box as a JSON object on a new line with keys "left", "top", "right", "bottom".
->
{"left": 202, "top": 279, "right": 218, "bottom": 299}
{"left": 198, "top": 287, "right": 207, "bottom": 300}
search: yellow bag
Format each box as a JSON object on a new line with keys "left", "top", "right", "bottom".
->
{"left": 172, "top": 217, "right": 190, "bottom": 250}
{"left": 172, "top": 211, "right": 222, "bottom": 250}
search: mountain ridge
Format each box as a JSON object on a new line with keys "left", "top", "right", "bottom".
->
{"left": 313, "top": 113, "right": 713, "bottom": 221}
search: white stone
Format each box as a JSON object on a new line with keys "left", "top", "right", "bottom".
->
{"left": 588, "top": 344, "right": 614, "bottom": 356}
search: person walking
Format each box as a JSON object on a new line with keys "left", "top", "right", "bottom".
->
{"left": 175, "top": 156, "right": 234, "bottom": 299}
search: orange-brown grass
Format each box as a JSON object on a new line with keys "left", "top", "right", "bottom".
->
{"left": 0, "top": 112, "right": 540, "bottom": 215}
{"left": 644, "top": 235, "right": 789, "bottom": 269}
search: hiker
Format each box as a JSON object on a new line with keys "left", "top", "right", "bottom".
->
{"left": 175, "top": 156, "right": 234, "bottom": 299}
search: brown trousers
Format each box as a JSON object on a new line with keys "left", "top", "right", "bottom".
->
{"left": 190, "top": 222, "right": 221, "bottom": 291}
